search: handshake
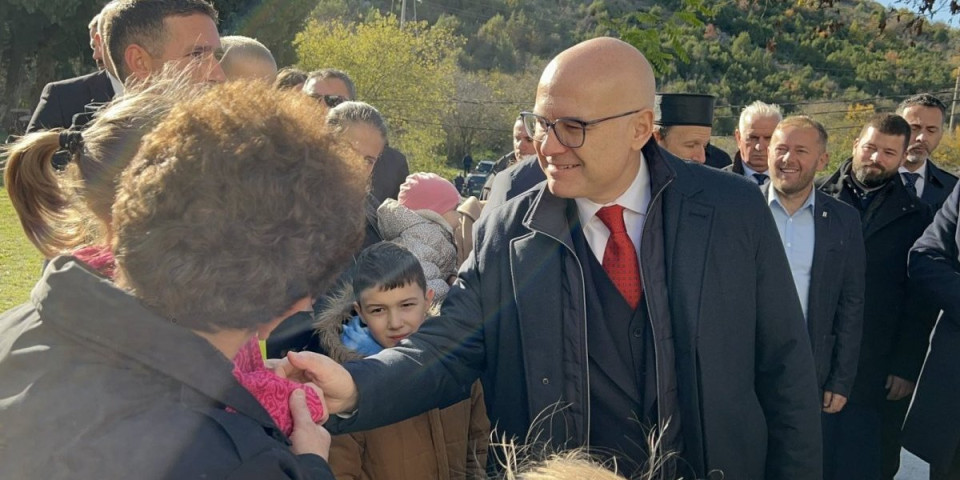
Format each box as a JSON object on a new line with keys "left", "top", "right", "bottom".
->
{"left": 260, "top": 351, "right": 359, "bottom": 460}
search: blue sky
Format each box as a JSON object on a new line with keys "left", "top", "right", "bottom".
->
{"left": 875, "top": 0, "right": 958, "bottom": 25}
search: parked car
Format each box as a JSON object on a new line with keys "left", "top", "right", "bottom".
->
{"left": 464, "top": 160, "right": 496, "bottom": 197}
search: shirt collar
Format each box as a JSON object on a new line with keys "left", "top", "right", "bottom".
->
{"left": 742, "top": 162, "right": 762, "bottom": 177}
{"left": 898, "top": 160, "right": 927, "bottom": 179}
{"left": 574, "top": 152, "right": 651, "bottom": 221}
{"left": 107, "top": 70, "right": 124, "bottom": 98}
{"left": 767, "top": 184, "right": 816, "bottom": 213}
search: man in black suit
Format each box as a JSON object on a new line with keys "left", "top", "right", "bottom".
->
{"left": 287, "top": 37, "right": 821, "bottom": 480}
{"left": 901, "top": 181, "right": 960, "bottom": 480}
{"left": 764, "top": 116, "right": 866, "bottom": 479}
{"left": 896, "top": 94, "right": 959, "bottom": 212}
{"left": 819, "top": 113, "right": 937, "bottom": 479}
{"left": 28, "top": 0, "right": 228, "bottom": 137}
{"left": 26, "top": 11, "right": 117, "bottom": 134}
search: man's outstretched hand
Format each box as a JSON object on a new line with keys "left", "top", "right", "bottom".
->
{"left": 272, "top": 351, "right": 360, "bottom": 415}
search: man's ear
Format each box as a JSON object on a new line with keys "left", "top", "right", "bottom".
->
{"left": 816, "top": 151, "right": 830, "bottom": 172}
{"left": 630, "top": 109, "right": 655, "bottom": 149}
{"left": 734, "top": 129, "right": 742, "bottom": 144}
{"left": 426, "top": 288, "right": 435, "bottom": 305}
{"left": 123, "top": 43, "right": 153, "bottom": 80}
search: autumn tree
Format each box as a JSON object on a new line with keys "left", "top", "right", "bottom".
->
{"left": 295, "top": 11, "right": 465, "bottom": 173}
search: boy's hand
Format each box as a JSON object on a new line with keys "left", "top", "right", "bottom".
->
{"left": 272, "top": 351, "right": 360, "bottom": 415}
{"left": 289, "top": 389, "right": 331, "bottom": 459}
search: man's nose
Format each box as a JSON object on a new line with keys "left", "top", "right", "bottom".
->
{"left": 538, "top": 128, "right": 568, "bottom": 156}
{"left": 207, "top": 60, "right": 227, "bottom": 83}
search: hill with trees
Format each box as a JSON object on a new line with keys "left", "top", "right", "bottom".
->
{"left": 3, "top": 0, "right": 960, "bottom": 172}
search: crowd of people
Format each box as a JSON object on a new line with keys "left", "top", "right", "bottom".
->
{"left": 1, "top": 1, "right": 959, "bottom": 479}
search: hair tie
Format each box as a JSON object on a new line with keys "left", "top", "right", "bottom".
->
{"left": 58, "top": 130, "right": 84, "bottom": 156}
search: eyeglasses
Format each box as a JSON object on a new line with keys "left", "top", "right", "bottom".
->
{"left": 520, "top": 110, "right": 642, "bottom": 148}
{"left": 308, "top": 94, "right": 347, "bottom": 108}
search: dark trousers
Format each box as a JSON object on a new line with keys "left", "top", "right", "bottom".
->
{"left": 881, "top": 396, "right": 911, "bottom": 479}
{"left": 823, "top": 404, "right": 882, "bottom": 480}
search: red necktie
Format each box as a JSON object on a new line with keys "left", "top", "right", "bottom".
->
{"left": 595, "top": 205, "right": 643, "bottom": 309}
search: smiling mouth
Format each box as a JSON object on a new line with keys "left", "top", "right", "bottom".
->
{"left": 547, "top": 163, "right": 581, "bottom": 171}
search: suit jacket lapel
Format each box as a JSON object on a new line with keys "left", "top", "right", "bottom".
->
{"left": 808, "top": 192, "right": 837, "bottom": 339}
{"left": 661, "top": 176, "right": 710, "bottom": 359}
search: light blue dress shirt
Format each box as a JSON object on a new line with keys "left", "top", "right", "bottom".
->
{"left": 768, "top": 187, "right": 816, "bottom": 322}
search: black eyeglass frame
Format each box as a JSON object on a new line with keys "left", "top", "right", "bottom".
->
{"left": 520, "top": 109, "right": 643, "bottom": 148}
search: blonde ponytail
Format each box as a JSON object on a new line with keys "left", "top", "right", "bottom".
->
{"left": 4, "top": 132, "right": 91, "bottom": 258}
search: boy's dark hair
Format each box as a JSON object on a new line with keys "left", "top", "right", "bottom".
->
{"left": 102, "top": 0, "right": 219, "bottom": 78}
{"left": 897, "top": 93, "right": 948, "bottom": 120}
{"left": 859, "top": 113, "right": 912, "bottom": 153}
{"left": 352, "top": 242, "right": 427, "bottom": 302}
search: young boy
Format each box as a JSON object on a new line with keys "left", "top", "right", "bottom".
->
{"left": 315, "top": 241, "right": 490, "bottom": 479}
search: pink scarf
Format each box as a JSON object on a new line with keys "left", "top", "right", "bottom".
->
{"left": 71, "top": 246, "right": 325, "bottom": 436}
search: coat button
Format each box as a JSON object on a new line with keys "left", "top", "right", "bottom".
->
{"left": 633, "top": 328, "right": 643, "bottom": 338}
{"left": 541, "top": 377, "right": 550, "bottom": 385}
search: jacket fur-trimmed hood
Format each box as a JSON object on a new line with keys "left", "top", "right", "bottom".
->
{"left": 313, "top": 282, "right": 441, "bottom": 365}
{"left": 313, "top": 283, "right": 365, "bottom": 365}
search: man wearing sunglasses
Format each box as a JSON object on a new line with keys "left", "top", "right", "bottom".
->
{"left": 302, "top": 69, "right": 410, "bottom": 202}
{"left": 298, "top": 37, "right": 820, "bottom": 480}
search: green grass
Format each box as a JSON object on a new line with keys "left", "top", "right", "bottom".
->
{"left": 0, "top": 187, "right": 43, "bottom": 311}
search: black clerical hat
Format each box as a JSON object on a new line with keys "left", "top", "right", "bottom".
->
{"left": 655, "top": 93, "right": 716, "bottom": 127}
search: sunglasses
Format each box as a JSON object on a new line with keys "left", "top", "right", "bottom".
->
{"left": 308, "top": 93, "right": 347, "bottom": 108}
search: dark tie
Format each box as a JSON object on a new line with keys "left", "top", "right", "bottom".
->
{"left": 595, "top": 205, "right": 643, "bottom": 309}
{"left": 901, "top": 172, "right": 921, "bottom": 197}
{"left": 753, "top": 173, "right": 769, "bottom": 186}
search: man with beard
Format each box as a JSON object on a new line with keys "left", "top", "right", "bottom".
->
{"left": 896, "top": 94, "right": 958, "bottom": 212}
{"left": 724, "top": 100, "right": 782, "bottom": 186}
{"left": 765, "top": 116, "right": 866, "bottom": 479}
{"left": 819, "top": 113, "right": 937, "bottom": 479}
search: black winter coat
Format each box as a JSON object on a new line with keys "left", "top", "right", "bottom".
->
{"left": 818, "top": 160, "right": 937, "bottom": 405}
{"left": 902, "top": 182, "right": 960, "bottom": 471}
{"left": 0, "top": 258, "right": 333, "bottom": 480}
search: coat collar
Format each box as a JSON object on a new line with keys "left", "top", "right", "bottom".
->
{"left": 819, "top": 158, "right": 926, "bottom": 238}
{"left": 34, "top": 257, "right": 280, "bottom": 432}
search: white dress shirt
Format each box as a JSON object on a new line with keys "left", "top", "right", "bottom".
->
{"left": 574, "top": 154, "right": 651, "bottom": 263}
{"left": 899, "top": 161, "right": 928, "bottom": 198}
{"left": 742, "top": 163, "right": 770, "bottom": 186}
{"left": 107, "top": 70, "right": 124, "bottom": 99}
